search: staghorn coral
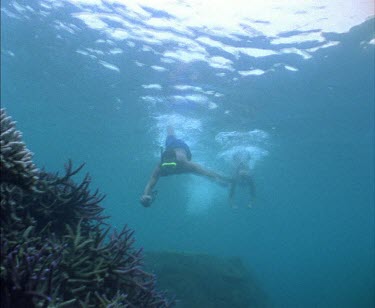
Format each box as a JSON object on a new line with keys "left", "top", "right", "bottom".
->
{"left": 0, "top": 108, "right": 39, "bottom": 190}
{"left": 26, "top": 160, "right": 107, "bottom": 236}
{"left": 0, "top": 160, "right": 106, "bottom": 244}
{"left": 0, "top": 110, "right": 173, "bottom": 307}
{"left": 0, "top": 239, "right": 63, "bottom": 308}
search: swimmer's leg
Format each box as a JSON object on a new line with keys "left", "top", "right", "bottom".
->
{"left": 229, "top": 181, "right": 238, "bottom": 209}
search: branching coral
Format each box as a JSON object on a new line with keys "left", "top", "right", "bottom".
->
{"left": 1, "top": 239, "right": 63, "bottom": 308}
{"left": 28, "top": 160, "right": 107, "bottom": 235}
{"left": 0, "top": 109, "right": 173, "bottom": 307}
{"left": 0, "top": 109, "right": 39, "bottom": 190}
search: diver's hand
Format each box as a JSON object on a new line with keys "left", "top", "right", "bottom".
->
{"left": 140, "top": 195, "right": 152, "bottom": 207}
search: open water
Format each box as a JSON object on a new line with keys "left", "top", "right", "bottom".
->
{"left": 1, "top": 0, "right": 374, "bottom": 307}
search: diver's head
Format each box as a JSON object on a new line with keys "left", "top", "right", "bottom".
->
{"left": 238, "top": 161, "right": 247, "bottom": 168}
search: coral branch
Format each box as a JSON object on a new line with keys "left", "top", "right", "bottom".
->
{"left": 1, "top": 109, "right": 174, "bottom": 307}
{"left": 0, "top": 109, "right": 39, "bottom": 190}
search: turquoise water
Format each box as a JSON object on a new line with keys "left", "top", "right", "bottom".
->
{"left": 1, "top": 0, "right": 374, "bottom": 307}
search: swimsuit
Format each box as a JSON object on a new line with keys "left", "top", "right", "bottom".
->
{"left": 165, "top": 135, "right": 192, "bottom": 161}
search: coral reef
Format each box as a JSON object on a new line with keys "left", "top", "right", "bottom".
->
{"left": 0, "top": 108, "right": 173, "bottom": 307}
{"left": 0, "top": 109, "right": 39, "bottom": 190}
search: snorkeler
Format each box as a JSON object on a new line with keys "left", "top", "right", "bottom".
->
{"left": 140, "top": 126, "right": 230, "bottom": 207}
{"left": 229, "top": 153, "right": 256, "bottom": 209}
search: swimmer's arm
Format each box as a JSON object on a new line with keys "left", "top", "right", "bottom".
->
{"left": 143, "top": 166, "right": 161, "bottom": 196}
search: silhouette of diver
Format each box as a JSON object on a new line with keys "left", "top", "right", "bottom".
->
{"left": 229, "top": 152, "right": 256, "bottom": 208}
{"left": 140, "top": 126, "right": 230, "bottom": 207}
